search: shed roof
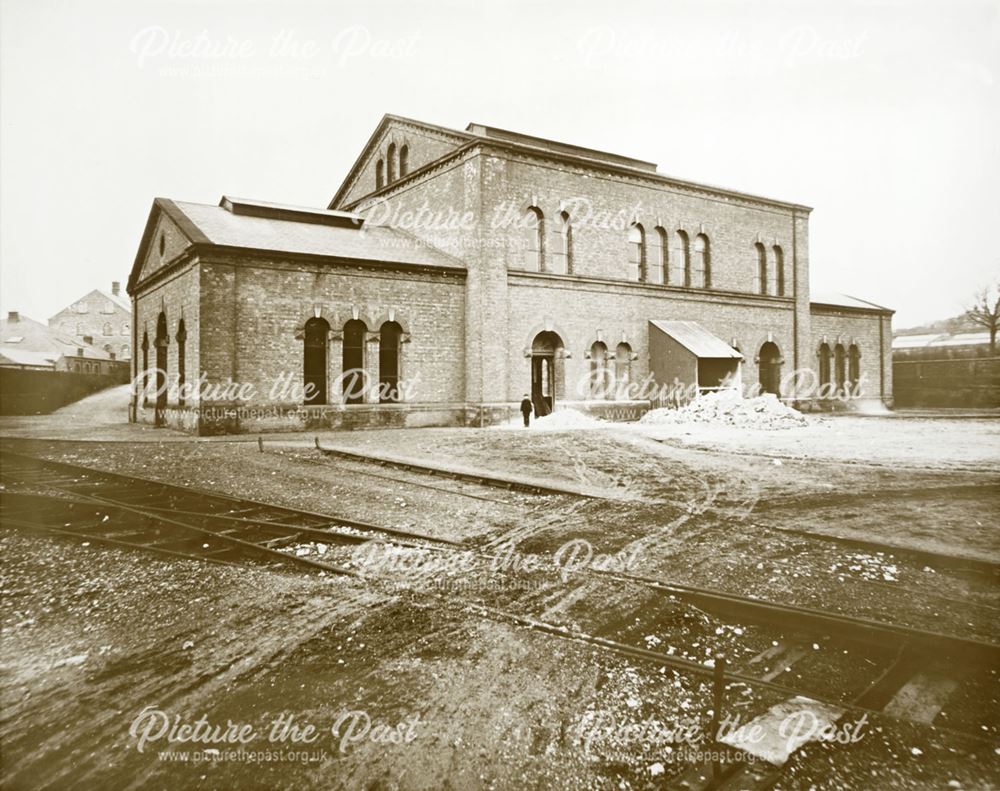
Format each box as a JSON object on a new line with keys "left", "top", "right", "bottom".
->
{"left": 649, "top": 320, "right": 742, "bottom": 359}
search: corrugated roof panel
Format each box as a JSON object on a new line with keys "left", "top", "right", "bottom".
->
{"left": 892, "top": 334, "right": 941, "bottom": 349}
{"left": 929, "top": 332, "right": 991, "bottom": 347}
{"left": 649, "top": 320, "right": 742, "bottom": 359}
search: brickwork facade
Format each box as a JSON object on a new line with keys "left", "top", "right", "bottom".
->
{"left": 128, "top": 115, "right": 892, "bottom": 433}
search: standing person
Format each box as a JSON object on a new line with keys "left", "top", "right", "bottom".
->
{"left": 520, "top": 393, "right": 534, "bottom": 427}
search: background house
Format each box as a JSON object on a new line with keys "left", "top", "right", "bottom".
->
{"left": 48, "top": 281, "right": 132, "bottom": 361}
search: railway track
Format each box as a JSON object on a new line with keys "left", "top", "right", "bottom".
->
{"left": 315, "top": 444, "right": 596, "bottom": 498}
{"left": 2, "top": 450, "right": 996, "bottom": 788}
{"left": 0, "top": 451, "right": 460, "bottom": 576}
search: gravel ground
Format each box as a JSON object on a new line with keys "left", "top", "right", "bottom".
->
{"left": 2, "top": 411, "right": 999, "bottom": 789}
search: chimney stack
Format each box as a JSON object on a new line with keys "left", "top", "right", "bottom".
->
{"left": 111, "top": 281, "right": 121, "bottom": 296}
{"left": 7, "top": 311, "right": 19, "bottom": 322}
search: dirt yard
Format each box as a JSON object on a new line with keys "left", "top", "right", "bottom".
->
{"left": 1, "top": 402, "right": 998, "bottom": 789}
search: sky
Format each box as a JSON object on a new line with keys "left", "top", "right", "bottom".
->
{"left": 1, "top": 0, "right": 997, "bottom": 329}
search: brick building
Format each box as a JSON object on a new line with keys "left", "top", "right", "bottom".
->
{"left": 127, "top": 115, "right": 893, "bottom": 434}
{"left": 49, "top": 282, "right": 132, "bottom": 361}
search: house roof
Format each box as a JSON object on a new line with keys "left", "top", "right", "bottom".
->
{"left": 0, "top": 348, "right": 61, "bottom": 368}
{"left": 129, "top": 196, "right": 465, "bottom": 292}
{"left": 810, "top": 292, "right": 893, "bottom": 314}
{"left": 0, "top": 314, "right": 113, "bottom": 364}
{"left": 649, "top": 320, "right": 743, "bottom": 359}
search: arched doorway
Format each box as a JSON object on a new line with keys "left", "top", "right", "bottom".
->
{"left": 531, "top": 331, "right": 563, "bottom": 416}
{"left": 154, "top": 313, "right": 168, "bottom": 426}
{"left": 758, "top": 341, "right": 782, "bottom": 396}
{"left": 303, "top": 317, "right": 329, "bottom": 405}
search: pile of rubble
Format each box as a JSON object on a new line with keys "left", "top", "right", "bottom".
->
{"left": 497, "top": 408, "right": 606, "bottom": 430}
{"left": 641, "top": 390, "right": 808, "bottom": 430}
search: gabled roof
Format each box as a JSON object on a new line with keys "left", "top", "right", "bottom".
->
{"left": 48, "top": 288, "right": 131, "bottom": 321}
{"left": 331, "top": 114, "right": 814, "bottom": 212}
{"left": 128, "top": 196, "right": 464, "bottom": 293}
{"left": 649, "top": 320, "right": 743, "bottom": 359}
{"left": 810, "top": 292, "right": 893, "bottom": 314}
{"left": 328, "top": 114, "right": 472, "bottom": 209}
{"left": 99, "top": 289, "right": 131, "bottom": 311}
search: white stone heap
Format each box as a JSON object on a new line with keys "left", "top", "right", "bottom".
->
{"left": 641, "top": 390, "right": 808, "bottom": 430}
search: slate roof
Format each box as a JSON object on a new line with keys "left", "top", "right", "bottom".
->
{"left": 172, "top": 197, "right": 463, "bottom": 269}
{"left": 0, "top": 314, "right": 113, "bottom": 367}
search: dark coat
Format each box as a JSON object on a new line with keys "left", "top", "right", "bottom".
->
{"left": 519, "top": 397, "right": 533, "bottom": 415}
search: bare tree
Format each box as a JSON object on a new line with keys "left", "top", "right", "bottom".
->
{"left": 966, "top": 281, "right": 1000, "bottom": 354}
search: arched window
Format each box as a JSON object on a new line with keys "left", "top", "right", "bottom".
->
{"left": 522, "top": 207, "right": 543, "bottom": 271}
{"left": 551, "top": 211, "right": 572, "bottom": 274}
{"left": 386, "top": 143, "right": 396, "bottom": 183}
{"left": 155, "top": 312, "right": 168, "bottom": 422}
{"left": 694, "top": 234, "right": 711, "bottom": 288}
{"left": 121, "top": 322, "right": 130, "bottom": 336}
{"left": 121, "top": 344, "right": 130, "bottom": 359}
{"left": 834, "top": 344, "right": 847, "bottom": 395}
{"left": 60, "top": 322, "right": 70, "bottom": 334}
{"left": 615, "top": 342, "right": 632, "bottom": 395}
{"left": 756, "top": 243, "right": 768, "bottom": 295}
{"left": 379, "top": 321, "right": 403, "bottom": 403}
{"left": 773, "top": 245, "right": 785, "bottom": 296}
{"left": 649, "top": 227, "right": 667, "bottom": 285}
{"left": 176, "top": 319, "right": 187, "bottom": 406}
{"left": 758, "top": 341, "right": 782, "bottom": 396}
{"left": 848, "top": 345, "right": 861, "bottom": 394}
{"left": 818, "top": 343, "right": 832, "bottom": 392}
{"left": 627, "top": 223, "right": 644, "bottom": 281}
{"left": 342, "top": 319, "right": 367, "bottom": 404}
{"left": 589, "top": 341, "right": 609, "bottom": 398}
{"left": 303, "top": 317, "right": 329, "bottom": 406}
{"left": 399, "top": 145, "right": 409, "bottom": 177}
{"left": 103, "top": 322, "right": 112, "bottom": 335}
{"left": 676, "top": 230, "right": 691, "bottom": 287}
{"left": 375, "top": 159, "right": 384, "bottom": 190}
{"left": 141, "top": 331, "right": 149, "bottom": 400}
